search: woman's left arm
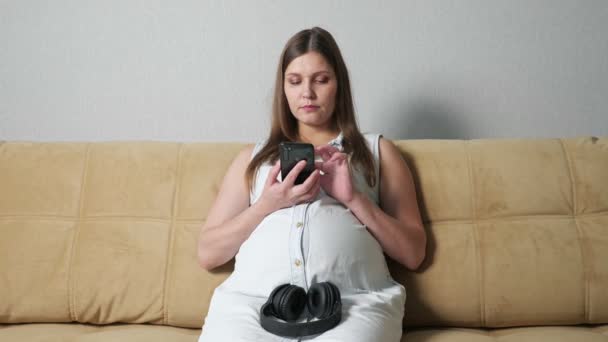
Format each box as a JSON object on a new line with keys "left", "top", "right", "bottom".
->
{"left": 345, "top": 137, "right": 427, "bottom": 271}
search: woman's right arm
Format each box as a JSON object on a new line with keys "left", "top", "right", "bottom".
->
{"left": 197, "top": 145, "right": 269, "bottom": 270}
{"left": 197, "top": 144, "right": 321, "bottom": 271}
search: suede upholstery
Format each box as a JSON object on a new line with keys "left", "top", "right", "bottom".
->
{"left": 1, "top": 137, "right": 607, "bottom": 341}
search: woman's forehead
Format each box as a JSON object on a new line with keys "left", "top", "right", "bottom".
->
{"left": 285, "top": 52, "right": 334, "bottom": 75}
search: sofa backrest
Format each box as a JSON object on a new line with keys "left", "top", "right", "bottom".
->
{"left": 391, "top": 137, "right": 608, "bottom": 328}
{"left": 0, "top": 137, "right": 606, "bottom": 329}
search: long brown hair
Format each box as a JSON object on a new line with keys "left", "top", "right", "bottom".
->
{"left": 245, "top": 27, "right": 376, "bottom": 195}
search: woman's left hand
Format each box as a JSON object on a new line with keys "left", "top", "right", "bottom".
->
{"left": 314, "top": 145, "right": 357, "bottom": 205}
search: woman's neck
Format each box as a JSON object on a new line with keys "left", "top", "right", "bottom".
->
{"left": 296, "top": 129, "right": 341, "bottom": 147}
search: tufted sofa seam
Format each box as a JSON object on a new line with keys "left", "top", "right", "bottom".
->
{"left": 68, "top": 143, "right": 91, "bottom": 322}
{"left": 162, "top": 143, "right": 183, "bottom": 325}
{"left": 424, "top": 212, "right": 608, "bottom": 225}
{"left": 0, "top": 214, "right": 213, "bottom": 225}
{"left": 466, "top": 140, "right": 485, "bottom": 326}
{"left": 5, "top": 213, "right": 607, "bottom": 222}
{"left": 559, "top": 138, "right": 589, "bottom": 322}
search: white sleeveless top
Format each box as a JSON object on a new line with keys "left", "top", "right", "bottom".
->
{"left": 219, "top": 132, "right": 404, "bottom": 296}
{"left": 199, "top": 132, "right": 406, "bottom": 342}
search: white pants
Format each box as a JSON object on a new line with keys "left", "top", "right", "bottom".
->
{"left": 198, "top": 287, "right": 405, "bottom": 342}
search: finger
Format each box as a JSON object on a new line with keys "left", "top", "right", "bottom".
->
{"left": 311, "top": 180, "right": 321, "bottom": 199}
{"left": 318, "top": 152, "right": 346, "bottom": 168}
{"left": 315, "top": 161, "right": 325, "bottom": 172}
{"left": 266, "top": 160, "right": 281, "bottom": 187}
{"left": 302, "top": 178, "right": 321, "bottom": 202}
{"left": 283, "top": 160, "right": 307, "bottom": 186}
{"left": 314, "top": 161, "right": 328, "bottom": 176}
{"left": 315, "top": 145, "right": 338, "bottom": 162}
{"left": 293, "top": 169, "right": 319, "bottom": 195}
{"left": 315, "top": 145, "right": 340, "bottom": 155}
{"left": 312, "top": 171, "right": 322, "bottom": 191}
{"left": 329, "top": 152, "right": 348, "bottom": 163}
{"left": 318, "top": 149, "right": 333, "bottom": 162}
{"left": 300, "top": 174, "right": 322, "bottom": 203}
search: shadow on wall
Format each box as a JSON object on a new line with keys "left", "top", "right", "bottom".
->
{"left": 387, "top": 95, "right": 472, "bottom": 326}
{"left": 396, "top": 95, "right": 472, "bottom": 140}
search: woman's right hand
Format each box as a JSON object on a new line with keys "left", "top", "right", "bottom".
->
{"left": 256, "top": 159, "right": 321, "bottom": 214}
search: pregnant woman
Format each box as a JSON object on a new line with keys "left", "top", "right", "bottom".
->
{"left": 197, "top": 27, "right": 426, "bottom": 342}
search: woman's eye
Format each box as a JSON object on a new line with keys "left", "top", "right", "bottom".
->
{"left": 316, "top": 78, "right": 329, "bottom": 83}
{"left": 288, "top": 80, "right": 300, "bottom": 85}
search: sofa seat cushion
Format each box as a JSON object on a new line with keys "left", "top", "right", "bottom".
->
{"left": 0, "top": 323, "right": 201, "bottom": 342}
{"left": 2, "top": 323, "right": 607, "bottom": 341}
{"left": 403, "top": 325, "right": 608, "bottom": 342}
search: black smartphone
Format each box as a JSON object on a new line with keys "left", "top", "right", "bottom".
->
{"left": 279, "top": 142, "right": 315, "bottom": 185}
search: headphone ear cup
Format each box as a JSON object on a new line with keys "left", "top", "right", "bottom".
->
{"left": 267, "top": 284, "right": 290, "bottom": 316}
{"left": 272, "top": 284, "right": 307, "bottom": 322}
{"left": 307, "top": 282, "right": 340, "bottom": 319}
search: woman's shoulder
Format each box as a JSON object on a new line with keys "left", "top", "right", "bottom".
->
{"left": 221, "top": 145, "right": 256, "bottom": 176}
{"left": 363, "top": 133, "right": 405, "bottom": 171}
{"left": 376, "top": 135, "right": 402, "bottom": 159}
{"left": 361, "top": 132, "right": 385, "bottom": 143}
{"left": 233, "top": 136, "right": 267, "bottom": 162}
{"left": 359, "top": 132, "right": 385, "bottom": 156}
{"left": 234, "top": 144, "right": 256, "bottom": 161}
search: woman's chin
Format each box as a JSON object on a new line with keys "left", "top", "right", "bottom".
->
{"left": 295, "top": 112, "right": 331, "bottom": 125}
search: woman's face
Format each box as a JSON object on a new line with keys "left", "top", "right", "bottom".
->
{"left": 284, "top": 51, "right": 338, "bottom": 130}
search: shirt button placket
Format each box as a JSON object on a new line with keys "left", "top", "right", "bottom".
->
{"left": 289, "top": 204, "right": 308, "bottom": 290}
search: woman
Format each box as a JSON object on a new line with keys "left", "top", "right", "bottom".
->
{"left": 197, "top": 27, "right": 426, "bottom": 341}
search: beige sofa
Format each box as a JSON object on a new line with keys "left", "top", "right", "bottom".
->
{"left": 1, "top": 136, "right": 607, "bottom": 341}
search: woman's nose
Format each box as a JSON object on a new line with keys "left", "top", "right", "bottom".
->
{"left": 302, "top": 82, "right": 315, "bottom": 99}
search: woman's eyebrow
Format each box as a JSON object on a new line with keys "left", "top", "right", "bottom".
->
{"left": 285, "top": 70, "right": 331, "bottom": 77}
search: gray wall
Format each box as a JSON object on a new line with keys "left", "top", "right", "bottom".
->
{"left": 1, "top": 1, "right": 607, "bottom": 142}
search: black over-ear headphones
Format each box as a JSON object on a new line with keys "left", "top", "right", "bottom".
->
{"left": 260, "top": 281, "right": 342, "bottom": 337}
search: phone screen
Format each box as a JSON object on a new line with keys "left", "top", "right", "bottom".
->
{"left": 279, "top": 142, "right": 315, "bottom": 185}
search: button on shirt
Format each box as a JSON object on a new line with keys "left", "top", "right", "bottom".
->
{"left": 289, "top": 205, "right": 309, "bottom": 290}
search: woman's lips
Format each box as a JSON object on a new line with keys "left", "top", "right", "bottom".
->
{"left": 301, "top": 105, "right": 319, "bottom": 111}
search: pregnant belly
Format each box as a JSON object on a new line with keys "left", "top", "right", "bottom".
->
{"left": 226, "top": 199, "right": 393, "bottom": 296}
{"left": 226, "top": 208, "right": 293, "bottom": 296}
{"left": 304, "top": 200, "right": 393, "bottom": 291}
